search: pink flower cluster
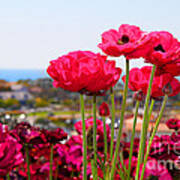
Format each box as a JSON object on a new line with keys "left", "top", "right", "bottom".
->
{"left": 47, "top": 24, "right": 180, "bottom": 99}
{"left": 1, "top": 117, "right": 179, "bottom": 179}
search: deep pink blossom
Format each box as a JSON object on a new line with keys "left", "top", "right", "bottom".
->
{"left": 99, "top": 102, "right": 110, "bottom": 117}
{"left": 140, "top": 159, "right": 173, "bottom": 180}
{"left": 166, "top": 118, "right": 180, "bottom": 131}
{"left": 98, "top": 24, "right": 155, "bottom": 59}
{"left": 144, "top": 31, "right": 180, "bottom": 66}
{"left": 10, "top": 122, "right": 47, "bottom": 145}
{"left": 122, "top": 66, "right": 180, "bottom": 98}
{"left": 0, "top": 123, "right": 23, "bottom": 177}
{"left": 47, "top": 51, "right": 121, "bottom": 95}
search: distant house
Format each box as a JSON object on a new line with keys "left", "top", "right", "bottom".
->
{"left": 0, "top": 91, "right": 33, "bottom": 101}
{"left": 123, "top": 114, "right": 174, "bottom": 140}
{"left": 0, "top": 83, "right": 33, "bottom": 104}
{"left": 11, "top": 84, "right": 28, "bottom": 92}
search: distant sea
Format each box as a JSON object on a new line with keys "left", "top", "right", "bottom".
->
{"left": 0, "top": 69, "right": 179, "bottom": 82}
{"left": 0, "top": 69, "right": 48, "bottom": 82}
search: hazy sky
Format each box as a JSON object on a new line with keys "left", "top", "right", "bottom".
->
{"left": 0, "top": 0, "right": 180, "bottom": 70}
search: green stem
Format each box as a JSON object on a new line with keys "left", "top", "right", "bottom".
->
{"left": 135, "top": 64, "right": 156, "bottom": 180}
{"left": 49, "top": 144, "right": 54, "bottom": 180}
{"left": 140, "top": 95, "right": 168, "bottom": 180}
{"left": 110, "top": 87, "right": 115, "bottom": 161}
{"left": 146, "top": 99, "right": 155, "bottom": 133}
{"left": 93, "top": 95, "right": 97, "bottom": 179}
{"left": 119, "top": 152, "right": 128, "bottom": 177}
{"left": 25, "top": 145, "right": 31, "bottom": 180}
{"left": 102, "top": 115, "right": 107, "bottom": 180}
{"left": 102, "top": 116, "right": 108, "bottom": 163}
{"left": 80, "top": 94, "right": 87, "bottom": 180}
{"left": 110, "top": 59, "right": 129, "bottom": 180}
{"left": 6, "top": 173, "right": 10, "bottom": 180}
{"left": 127, "top": 100, "right": 140, "bottom": 180}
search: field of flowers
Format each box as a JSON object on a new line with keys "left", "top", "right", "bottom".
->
{"left": 0, "top": 24, "right": 180, "bottom": 180}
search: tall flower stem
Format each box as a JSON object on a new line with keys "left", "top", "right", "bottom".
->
{"left": 140, "top": 94, "right": 168, "bottom": 180}
{"left": 127, "top": 100, "right": 140, "bottom": 180}
{"left": 146, "top": 99, "right": 155, "bottom": 133}
{"left": 102, "top": 116, "right": 108, "bottom": 163}
{"left": 80, "top": 94, "right": 87, "bottom": 180}
{"left": 25, "top": 145, "right": 31, "bottom": 180}
{"left": 6, "top": 173, "right": 10, "bottom": 180}
{"left": 49, "top": 144, "right": 54, "bottom": 180}
{"left": 110, "top": 87, "right": 115, "bottom": 161}
{"left": 110, "top": 59, "right": 129, "bottom": 180}
{"left": 93, "top": 95, "right": 98, "bottom": 179}
{"left": 102, "top": 116, "right": 108, "bottom": 179}
{"left": 135, "top": 64, "right": 156, "bottom": 180}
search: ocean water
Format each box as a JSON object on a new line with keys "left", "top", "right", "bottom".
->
{"left": 0, "top": 69, "right": 48, "bottom": 82}
{"left": 0, "top": 69, "right": 179, "bottom": 82}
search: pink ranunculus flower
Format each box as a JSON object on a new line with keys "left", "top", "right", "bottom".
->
{"left": 47, "top": 51, "right": 121, "bottom": 95}
{"left": 122, "top": 66, "right": 180, "bottom": 98}
{"left": 156, "top": 58, "right": 180, "bottom": 77}
{"left": 140, "top": 159, "right": 173, "bottom": 180}
{"left": 144, "top": 31, "right": 180, "bottom": 66}
{"left": 99, "top": 102, "right": 110, "bottom": 117}
{"left": 98, "top": 24, "right": 155, "bottom": 59}
{"left": 0, "top": 123, "right": 23, "bottom": 177}
{"left": 10, "top": 122, "right": 47, "bottom": 145}
{"left": 166, "top": 118, "right": 180, "bottom": 131}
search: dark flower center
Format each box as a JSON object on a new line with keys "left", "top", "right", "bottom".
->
{"left": 117, "top": 35, "right": 129, "bottom": 45}
{"left": 122, "top": 35, "right": 129, "bottom": 43}
{"left": 154, "top": 44, "right": 165, "bottom": 52}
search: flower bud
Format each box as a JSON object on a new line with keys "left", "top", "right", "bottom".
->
{"left": 99, "top": 102, "right": 110, "bottom": 117}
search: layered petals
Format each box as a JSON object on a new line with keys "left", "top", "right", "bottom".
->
{"left": 98, "top": 24, "right": 155, "bottom": 59}
{"left": 47, "top": 51, "right": 121, "bottom": 95}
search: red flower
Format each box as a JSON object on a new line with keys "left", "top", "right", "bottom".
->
{"left": 42, "top": 128, "right": 67, "bottom": 144}
{"left": 122, "top": 67, "right": 148, "bottom": 92}
{"left": 139, "top": 159, "right": 173, "bottom": 180}
{"left": 122, "top": 66, "right": 180, "bottom": 98}
{"left": 74, "top": 117, "right": 110, "bottom": 148}
{"left": 0, "top": 124, "right": 23, "bottom": 177}
{"left": 144, "top": 31, "right": 180, "bottom": 66}
{"left": 10, "top": 122, "right": 47, "bottom": 145}
{"left": 166, "top": 118, "right": 180, "bottom": 131}
{"left": 98, "top": 24, "right": 154, "bottom": 59}
{"left": 47, "top": 51, "right": 121, "bottom": 95}
{"left": 156, "top": 58, "right": 180, "bottom": 77}
{"left": 99, "top": 102, "right": 110, "bottom": 117}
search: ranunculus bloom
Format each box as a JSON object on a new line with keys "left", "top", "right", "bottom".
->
{"left": 98, "top": 24, "right": 154, "bottom": 59}
{"left": 144, "top": 31, "right": 180, "bottom": 66}
{"left": 10, "top": 122, "right": 47, "bottom": 145}
{"left": 149, "top": 135, "right": 178, "bottom": 161}
{"left": 47, "top": 51, "right": 121, "bottom": 95}
{"left": 99, "top": 102, "right": 110, "bottom": 117}
{"left": 122, "top": 66, "right": 180, "bottom": 98}
{"left": 0, "top": 123, "right": 23, "bottom": 177}
{"left": 140, "top": 159, "right": 173, "bottom": 180}
{"left": 18, "top": 161, "right": 50, "bottom": 180}
{"left": 145, "top": 31, "right": 180, "bottom": 66}
{"left": 74, "top": 117, "right": 110, "bottom": 149}
{"left": 42, "top": 128, "right": 67, "bottom": 144}
{"left": 156, "top": 58, "right": 180, "bottom": 77}
{"left": 166, "top": 118, "right": 180, "bottom": 131}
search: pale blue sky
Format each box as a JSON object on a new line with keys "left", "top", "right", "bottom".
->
{"left": 0, "top": 0, "right": 180, "bottom": 70}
